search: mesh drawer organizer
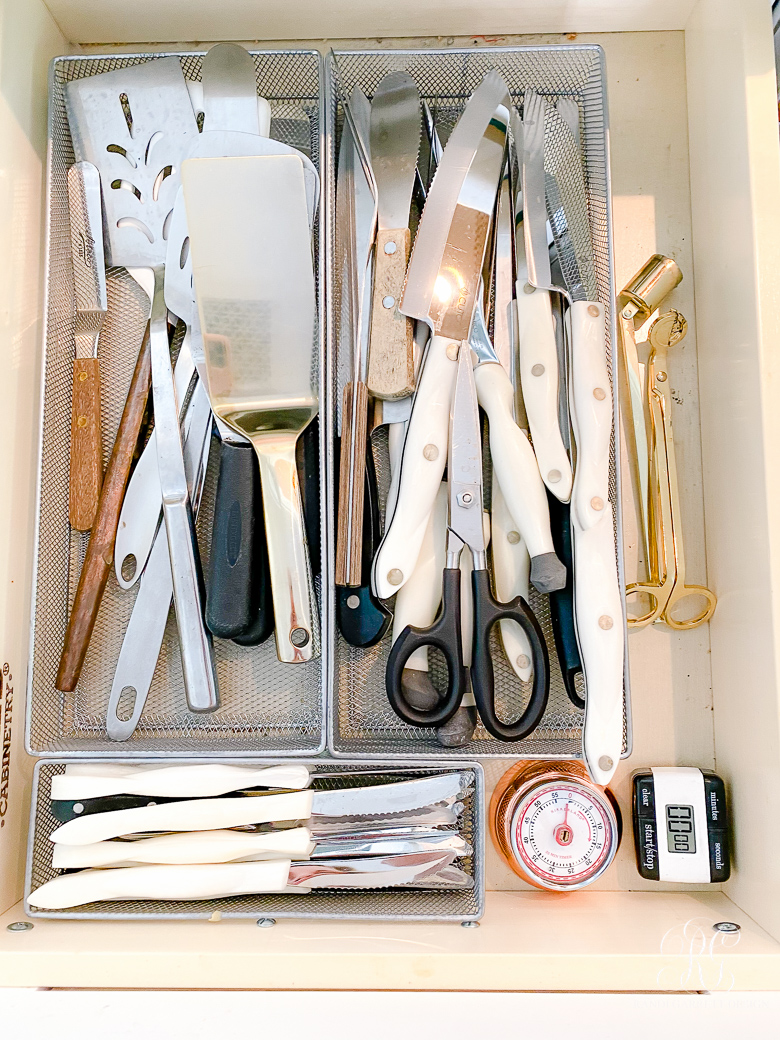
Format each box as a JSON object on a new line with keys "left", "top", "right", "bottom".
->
{"left": 325, "top": 47, "right": 630, "bottom": 759}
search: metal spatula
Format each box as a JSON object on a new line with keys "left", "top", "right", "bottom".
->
{"left": 65, "top": 57, "right": 219, "bottom": 712}
{"left": 182, "top": 154, "right": 319, "bottom": 663}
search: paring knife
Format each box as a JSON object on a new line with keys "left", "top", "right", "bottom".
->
{"left": 27, "top": 852, "right": 458, "bottom": 909}
{"left": 366, "top": 72, "right": 421, "bottom": 400}
{"left": 50, "top": 774, "right": 470, "bottom": 844}
{"left": 518, "top": 92, "right": 573, "bottom": 503}
{"left": 544, "top": 103, "right": 624, "bottom": 786}
{"left": 67, "top": 161, "right": 108, "bottom": 532}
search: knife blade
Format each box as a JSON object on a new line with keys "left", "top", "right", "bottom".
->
{"left": 371, "top": 71, "right": 513, "bottom": 601}
{"left": 67, "top": 161, "right": 107, "bottom": 531}
{"left": 517, "top": 93, "right": 572, "bottom": 503}
{"left": 288, "top": 850, "right": 456, "bottom": 889}
{"left": 366, "top": 72, "right": 420, "bottom": 400}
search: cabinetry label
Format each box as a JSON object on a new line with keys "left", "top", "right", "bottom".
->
{"left": 0, "top": 663, "right": 13, "bottom": 827}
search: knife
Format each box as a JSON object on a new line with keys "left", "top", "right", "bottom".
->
{"left": 67, "top": 161, "right": 108, "bottom": 531}
{"left": 28, "top": 852, "right": 457, "bottom": 908}
{"left": 366, "top": 72, "right": 420, "bottom": 400}
{"left": 51, "top": 763, "right": 311, "bottom": 801}
{"left": 545, "top": 102, "right": 624, "bottom": 785}
{"left": 50, "top": 774, "right": 471, "bottom": 844}
{"left": 372, "top": 72, "right": 515, "bottom": 601}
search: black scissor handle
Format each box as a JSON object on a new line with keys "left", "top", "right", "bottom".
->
{"left": 385, "top": 567, "right": 467, "bottom": 728}
{"left": 471, "top": 567, "right": 549, "bottom": 741}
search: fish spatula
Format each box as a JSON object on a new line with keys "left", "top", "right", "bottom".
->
{"left": 182, "top": 154, "right": 319, "bottom": 662}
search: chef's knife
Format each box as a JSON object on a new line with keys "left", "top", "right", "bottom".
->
{"left": 67, "top": 161, "right": 108, "bottom": 531}
{"left": 518, "top": 93, "right": 573, "bottom": 503}
{"left": 366, "top": 72, "right": 420, "bottom": 400}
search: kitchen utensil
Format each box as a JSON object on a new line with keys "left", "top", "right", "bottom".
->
{"left": 627, "top": 312, "right": 717, "bottom": 629}
{"left": 64, "top": 57, "right": 218, "bottom": 714}
{"left": 28, "top": 851, "right": 457, "bottom": 908}
{"left": 66, "top": 161, "right": 108, "bottom": 531}
{"left": 387, "top": 341, "right": 549, "bottom": 740}
{"left": 182, "top": 154, "right": 319, "bottom": 664}
{"left": 543, "top": 99, "right": 624, "bottom": 786}
{"left": 202, "top": 43, "right": 262, "bottom": 134}
{"left": 52, "top": 827, "right": 315, "bottom": 868}
{"left": 311, "top": 833, "right": 468, "bottom": 858}
{"left": 51, "top": 762, "right": 311, "bottom": 800}
{"left": 490, "top": 760, "right": 621, "bottom": 890}
{"left": 366, "top": 71, "right": 420, "bottom": 400}
{"left": 55, "top": 327, "right": 152, "bottom": 692}
{"left": 335, "top": 84, "right": 377, "bottom": 591}
{"left": 106, "top": 375, "right": 213, "bottom": 740}
{"left": 517, "top": 94, "right": 572, "bottom": 502}
{"left": 632, "top": 767, "right": 730, "bottom": 883}
{"left": 50, "top": 773, "right": 470, "bottom": 844}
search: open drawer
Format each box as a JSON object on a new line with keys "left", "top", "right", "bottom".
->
{"left": 2, "top": 0, "right": 780, "bottom": 993}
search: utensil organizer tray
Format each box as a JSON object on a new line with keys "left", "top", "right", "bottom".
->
{"left": 25, "top": 759, "right": 484, "bottom": 922}
{"left": 325, "top": 47, "right": 630, "bottom": 759}
{"left": 27, "top": 51, "right": 327, "bottom": 757}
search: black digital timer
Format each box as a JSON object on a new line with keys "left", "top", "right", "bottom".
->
{"left": 632, "top": 767, "right": 730, "bottom": 883}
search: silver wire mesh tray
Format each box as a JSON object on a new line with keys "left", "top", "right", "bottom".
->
{"left": 25, "top": 758, "right": 485, "bottom": 922}
{"left": 325, "top": 47, "right": 631, "bottom": 759}
{"left": 27, "top": 51, "right": 327, "bottom": 756}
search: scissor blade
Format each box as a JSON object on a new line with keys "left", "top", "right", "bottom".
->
{"left": 448, "top": 342, "right": 485, "bottom": 554}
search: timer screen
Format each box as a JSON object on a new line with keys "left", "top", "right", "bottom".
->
{"left": 665, "top": 804, "right": 696, "bottom": 854}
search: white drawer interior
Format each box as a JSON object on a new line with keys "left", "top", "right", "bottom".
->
{"left": 0, "top": 0, "right": 778, "bottom": 991}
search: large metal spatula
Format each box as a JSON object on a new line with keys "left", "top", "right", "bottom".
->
{"left": 65, "top": 57, "right": 219, "bottom": 712}
{"left": 182, "top": 154, "right": 319, "bottom": 663}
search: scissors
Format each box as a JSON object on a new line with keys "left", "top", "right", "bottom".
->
{"left": 626, "top": 311, "right": 717, "bottom": 629}
{"left": 386, "top": 337, "right": 550, "bottom": 742}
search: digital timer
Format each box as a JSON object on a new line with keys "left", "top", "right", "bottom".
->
{"left": 632, "top": 767, "right": 730, "bottom": 883}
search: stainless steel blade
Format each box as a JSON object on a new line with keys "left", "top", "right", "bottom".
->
{"left": 521, "top": 90, "right": 553, "bottom": 290}
{"left": 309, "top": 805, "right": 462, "bottom": 835}
{"left": 311, "top": 834, "right": 469, "bottom": 858}
{"left": 288, "top": 850, "right": 456, "bottom": 888}
{"left": 67, "top": 161, "right": 107, "bottom": 359}
{"left": 202, "top": 43, "right": 260, "bottom": 134}
{"left": 370, "top": 71, "right": 420, "bottom": 231}
{"left": 448, "top": 342, "right": 486, "bottom": 555}
{"left": 400, "top": 71, "right": 511, "bottom": 331}
{"left": 310, "top": 773, "right": 470, "bottom": 818}
{"left": 492, "top": 167, "right": 515, "bottom": 377}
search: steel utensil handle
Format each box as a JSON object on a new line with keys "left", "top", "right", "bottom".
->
{"left": 474, "top": 361, "right": 566, "bottom": 593}
{"left": 372, "top": 334, "right": 458, "bottom": 599}
{"left": 470, "top": 567, "right": 549, "bottom": 742}
{"left": 253, "top": 434, "right": 318, "bottom": 663}
{"left": 56, "top": 325, "right": 152, "bottom": 693}
{"left": 386, "top": 568, "right": 466, "bottom": 728}
{"left": 570, "top": 301, "right": 612, "bottom": 531}
{"left": 149, "top": 270, "right": 218, "bottom": 713}
{"left": 515, "top": 285, "right": 572, "bottom": 501}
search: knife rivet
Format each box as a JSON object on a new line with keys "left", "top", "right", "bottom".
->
{"left": 290, "top": 627, "right": 310, "bottom": 648}
{"left": 517, "top": 654, "right": 530, "bottom": 669}
{"left": 384, "top": 241, "right": 397, "bottom": 255}
{"left": 531, "top": 364, "right": 545, "bottom": 377}
{"left": 523, "top": 283, "right": 535, "bottom": 295}
{"left": 598, "top": 756, "right": 614, "bottom": 772}
{"left": 73, "top": 803, "right": 84, "bottom": 814}
{"left": 346, "top": 595, "right": 360, "bottom": 609}
{"left": 388, "top": 568, "right": 404, "bottom": 586}
{"left": 77, "top": 416, "right": 87, "bottom": 427}
{"left": 593, "top": 387, "right": 606, "bottom": 401}
{"left": 507, "top": 531, "right": 520, "bottom": 544}
{"left": 78, "top": 371, "right": 88, "bottom": 382}
{"left": 591, "top": 496, "right": 604, "bottom": 511}
{"left": 548, "top": 470, "right": 561, "bottom": 483}
{"left": 598, "top": 615, "right": 614, "bottom": 630}
{"left": 423, "top": 443, "right": 439, "bottom": 461}
{"left": 446, "top": 343, "right": 459, "bottom": 361}
{"left": 588, "top": 304, "right": 600, "bottom": 318}
{"left": 656, "top": 371, "right": 668, "bottom": 382}
{"left": 382, "top": 295, "right": 395, "bottom": 309}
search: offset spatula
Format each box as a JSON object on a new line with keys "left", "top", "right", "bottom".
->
{"left": 182, "top": 154, "right": 319, "bottom": 663}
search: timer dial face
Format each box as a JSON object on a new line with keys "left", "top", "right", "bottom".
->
{"left": 510, "top": 781, "right": 618, "bottom": 890}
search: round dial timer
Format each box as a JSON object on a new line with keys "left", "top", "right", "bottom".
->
{"left": 490, "top": 761, "right": 621, "bottom": 891}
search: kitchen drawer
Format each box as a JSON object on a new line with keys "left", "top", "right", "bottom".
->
{"left": 2, "top": 0, "right": 780, "bottom": 994}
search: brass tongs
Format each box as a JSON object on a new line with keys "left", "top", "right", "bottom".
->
{"left": 618, "top": 256, "right": 717, "bottom": 630}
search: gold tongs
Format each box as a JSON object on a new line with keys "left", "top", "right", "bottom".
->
{"left": 618, "top": 256, "right": 717, "bottom": 630}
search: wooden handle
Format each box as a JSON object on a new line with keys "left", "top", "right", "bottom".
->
{"left": 56, "top": 324, "right": 152, "bottom": 692}
{"left": 367, "top": 227, "right": 414, "bottom": 400}
{"left": 68, "top": 357, "right": 103, "bottom": 531}
{"left": 335, "top": 381, "right": 368, "bottom": 587}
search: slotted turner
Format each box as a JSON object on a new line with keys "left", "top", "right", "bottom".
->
{"left": 65, "top": 57, "right": 219, "bottom": 712}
